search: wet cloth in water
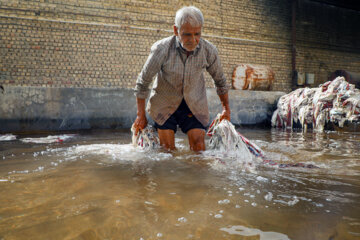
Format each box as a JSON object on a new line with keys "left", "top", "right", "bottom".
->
{"left": 207, "top": 114, "right": 264, "bottom": 159}
{"left": 131, "top": 126, "right": 160, "bottom": 150}
{"left": 207, "top": 114, "right": 317, "bottom": 169}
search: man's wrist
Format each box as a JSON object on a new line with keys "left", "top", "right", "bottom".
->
{"left": 137, "top": 111, "right": 146, "bottom": 118}
{"left": 223, "top": 105, "right": 230, "bottom": 111}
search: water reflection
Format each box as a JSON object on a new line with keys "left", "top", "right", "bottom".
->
{"left": 220, "top": 225, "right": 290, "bottom": 239}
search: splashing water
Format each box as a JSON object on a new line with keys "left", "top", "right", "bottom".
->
{"left": 0, "top": 129, "right": 359, "bottom": 240}
{"left": 0, "top": 134, "right": 17, "bottom": 141}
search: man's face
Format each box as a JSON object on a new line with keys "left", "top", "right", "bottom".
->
{"left": 174, "top": 22, "right": 202, "bottom": 52}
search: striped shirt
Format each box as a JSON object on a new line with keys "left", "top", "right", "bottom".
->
{"left": 134, "top": 35, "right": 229, "bottom": 127}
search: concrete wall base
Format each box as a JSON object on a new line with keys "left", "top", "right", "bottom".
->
{"left": 0, "top": 86, "right": 285, "bottom": 133}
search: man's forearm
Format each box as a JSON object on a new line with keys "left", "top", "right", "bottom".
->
{"left": 218, "top": 92, "right": 231, "bottom": 121}
{"left": 136, "top": 98, "right": 146, "bottom": 117}
{"left": 218, "top": 93, "right": 230, "bottom": 111}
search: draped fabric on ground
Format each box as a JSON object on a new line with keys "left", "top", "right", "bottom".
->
{"left": 272, "top": 77, "right": 360, "bottom": 132}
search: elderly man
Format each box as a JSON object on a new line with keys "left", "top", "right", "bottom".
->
{"left": 133, "top": 6, "right": 230, "bottom": 151}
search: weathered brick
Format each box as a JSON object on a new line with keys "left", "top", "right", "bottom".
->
{"left": 0, "top": 1, "right": 359, "bottom": 91}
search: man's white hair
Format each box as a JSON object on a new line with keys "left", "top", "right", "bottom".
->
{"left": 175, "top": 6, "right": 204, "bottom": 31}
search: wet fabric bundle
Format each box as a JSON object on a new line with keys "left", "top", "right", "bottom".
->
{"left": 131, "top": 125, "right": 160, "bottom": 150}
{"left": 207, "top": 114, "right": 317, "bottom": 169}
{"left": 207, "top": 114, "right": 264, "bottom": 159}
{"left": 272, "top": 76, "right": 360, "bottom": 132}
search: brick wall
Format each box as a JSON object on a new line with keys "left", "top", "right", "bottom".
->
{"left": 296, "top": 0, "right": 360, "bottom": 87}
{"left": 0, "top": 0, "right": 359, "bottom": 92}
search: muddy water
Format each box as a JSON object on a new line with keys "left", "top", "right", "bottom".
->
{"left": 0, "top": 129, "right": 359, "bottom": 240}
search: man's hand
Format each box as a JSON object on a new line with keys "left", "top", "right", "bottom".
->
{"left": 218, "top": 93, "right": 231, "bottom": 122}
{"left": 133, "top": 97, "right": 148, "bottom": 136}
{"left": 132, "top": 115, "right": 148, "bottom": 136}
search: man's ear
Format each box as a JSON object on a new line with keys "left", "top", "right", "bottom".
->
{"left": 173, "top": 25, "right": 179, "bottom": 36}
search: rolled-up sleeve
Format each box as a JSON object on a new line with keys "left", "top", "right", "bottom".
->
{"left": 206, "top": 46, "right": 229, "bottom": 96}
{"left": 134, "top": 43, "right": 166, "bottom": 99}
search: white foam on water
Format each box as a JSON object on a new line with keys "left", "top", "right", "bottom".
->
{"left": 202, "top": 149, "right": 260, "bottom": 173}
{"left": 0, "top": 134, "right": 16, "bottom": 141}
{"left": 264, "top": 192, "right": 273, "bottom": 201}
{"left": 218, "top": 199, "right": 230, "bottom": 205}
{"left": 256, "top": 176, "right": 268, "bottom": 182}
{"left": 177, "top": 217, "right": 187, "bottom": 223}
{"left": 21, "top": 134, "right": 77, "bottom": 144}
{"left": 259, "top": 141, "right": 297, "bottom": 155}
{"left": 313, "top": 202, "right": 324, "bottom": 208}
{"left": 349, "top": 232, "right": 360, "bottom": 237}
{"left": 287, "top": 198, "right": 299, "bottom": 206}
{"left": 274, "top": 195, "right": 300, "bottom": 206}
{"left": 220, "top": 225, "right": 290, "bottom": 240}
{"left": 174, "top": 138, "right": 187, "bottom": 151}
{"left": 9, "top": 170, "right": 29, "bottom": 175}
{"left": 64, "top": 143, "right": 173, "bottom": 163}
